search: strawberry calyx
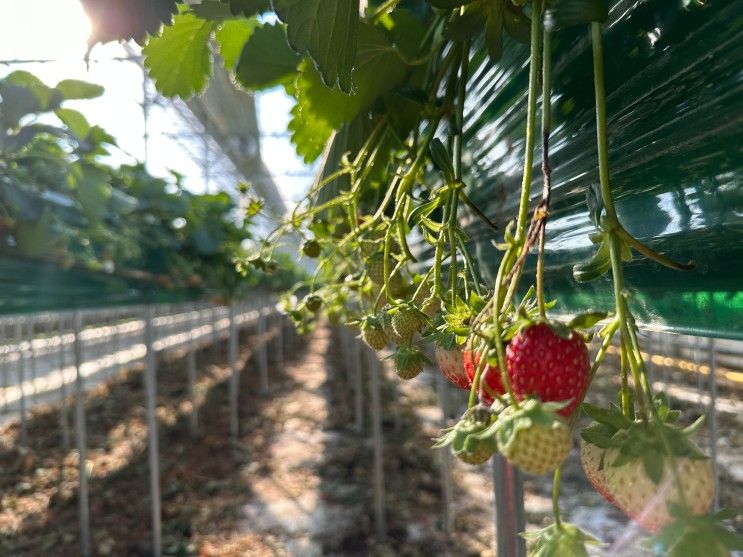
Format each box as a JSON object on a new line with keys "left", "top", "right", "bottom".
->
{"left": 648, "top": 508, "right": 743, "bottom": 557}
{"left": 581, "top": 398, "right": 708, "bottom": 485}
{"left": 522, "top": 522, "right": 602, "bottom": 557}
{"left": 391, "top": 345, "right": 430, "bottom": 380}
{"left": 433, "top": 405, "right": 499, "bottom": 465}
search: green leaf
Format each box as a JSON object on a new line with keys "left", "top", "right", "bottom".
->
{"left": 191, "top": 1, "right": 236, "bottom": 20}
{"left": 445, "top": 8, "right": 486, "bottom": 41}
{"left": 54, "top": 108, "right": 91, "bottom": 139}
{"left": 545, "top": 0, "right": 608, "bottom": 31}
{"left": 582, "top": 403, "right": 631, "bottom": 430}
{"left": 227, "top": 0, "right": 271, "bottom": 16}
{"left": 485, "top": 8, "right": 504, "bottom": 62}
{"left": 567, "top": 310, "right": 608, "bottom": 330}
{"left": 272, "top": 0, "right": 359, "bottom": 93}
{"left": 289, "top": 23, "right": 407, "bottom": 161}
{"left": 503, "top": 4, "right": 531, "bottom": 44}
{"left": 428, "top": 0, "right": 474, "bottom": 7}
{"left": 55, "top": 79, "right": 104, "bottom": 100}
{"left": 235, "top": 23, "right": 301, "bottom": 89}
{"left": 430, "top": 138, "right": 455, "bottom": 182}
{"left": 68, "top": 162, "right": 112, "bottom": 222}
{"left": 4, "top": 70, "right": 58, "bottom": 108}
{"left": 572, "top": 240, "right": 611, "bottom": 282}
{"left": 216, "top": 18, "right": 259, "bottom": 70}
{"left": 143, "top": 12, "right": 216, "bottom": 99}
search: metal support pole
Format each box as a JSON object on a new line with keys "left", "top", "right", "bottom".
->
{"left": 492, "top": 455, "right": 526, "bottom": 557}
{"left": 228, "top": 304, "right": 239, "bottom": 441}
{"left": 436, "top": 372, "right": 454, "bottom": 537}
{"left": 707, "top": 337, "right": 719, "bottom": 511}
{"left": 15, "top": 320, "right": 28, "bottom": 446}
{"left": 143, "top": 306, "right": 162, "bottom": 557}
{"left": 257, "top": 309, "right": 268, "bottom": 393}
{"left": 27, "top": 318, "right": 38, "bottom": 404}
{"left": 58, "top": 314, "right": 71, "bottom": 450}
{"left": 73, "top": 311, "right": 91, "bottom": 557}
{"left": 0, "top": 322, "right": 7, "bottom": 416}
{"left": 353, "top": 337, "right": 364, "bottom": 434}
{"left": 273, "top": 312, "right": 284, "bottom": 374}
{"left": 187, "top": 306, "right": 198, "bottom": 436}
{"left": 365, "top": 345, "right": 386, "bottom": 540}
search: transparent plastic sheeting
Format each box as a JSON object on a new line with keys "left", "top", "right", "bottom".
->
{"left": 455, "top": 2, "right": 742, "bottom": 338}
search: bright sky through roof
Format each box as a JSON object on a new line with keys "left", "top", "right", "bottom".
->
{"left": 0, "top": 0, "right": 312, "bottom": 202}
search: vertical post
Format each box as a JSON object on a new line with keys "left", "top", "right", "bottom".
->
{"left": 257, "top": 308, "right": 268, "bottom": 393}
{"left": 72, "top": 310, "right": 91, "bottom": 557}
{"left": 365, "top": 345, "right": 386, "bottom": 540}
{"left": 353, "top": 336, "right": 364, "bottom": 434}
{"left": 211, "top": 305, "right": 219, "bottom": 358}
{"left": 0, "top": 320, "right": 7, "bottom": 416}
{"left": 273, "top": 312, "right": 284, "bottom": 374}
{"left": 693, "top": 335, "right": 703, "bottom": 407}
{"left": 58, "top": 314, "right": 71, "bottom": 450}
{"left": 143, "top": 306, "right": 162, "bottom": 557}
{"left": 436, "top": 372, "right": 454, "bottom": 537}
{"left": 27, "top": 318, "right": 38, "bottom": 404}
{"left": 15, "top": 319, "right": 28, "bottom": 446}
{"left": 492, "top": 455, "right": 526, "bottom": 557}
{"left": 228, "top": 304, "right": 239, "bottom": 441}
{"left": 187, "top": 305, "right": 198, "bottom": 436}
{"left": 707, "top": 337, "right": 719, "bottom": 511}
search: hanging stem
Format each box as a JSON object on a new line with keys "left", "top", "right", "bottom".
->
{"left": 591, "top": 22, "right": 657, "bottom": 418}
{"left": 536, "top": 27, "right": 552, "bottom": 317}
{"left": 552, "top": 467, "right": 563, "bottom": 530}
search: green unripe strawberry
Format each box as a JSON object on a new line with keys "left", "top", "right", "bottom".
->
{"left": 393, "top": 345, "right": 427, "bottom": 380}
{"left": 496, "top": 400, "right": 571, "bottom": 475}
{"left": 304, "top": 294, "right": 322, "bottom": 312}
{"left": 434, "top": 405, "right": 497, "bottom": 466}
{"left": 380, "top": 308, "right": 407, "bottom": 345}
{"left": 302, "top": 239, "right": 321, "bottom": 258}
{"left": 391, "top": 307, "right": 422, "bottom": 344}
{"left": 360, "top": 316, "right": 387, "bottom": 351}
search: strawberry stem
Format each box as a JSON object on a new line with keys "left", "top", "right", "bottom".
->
{"left": 552, "top": 466, "right": 563, "bottom": 530}
{"left": 590, "top": 22, "right": 656, "bottom": 419}
{"left": 536, "top": 27, "right": 552, "bottom": 318}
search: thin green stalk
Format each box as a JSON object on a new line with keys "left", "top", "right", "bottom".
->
{"left": 513, "top": 0, "right": 543, "bottom": 246}
{"left": 497, "top": 4, "right": 544, "bottom": 312}
{"left": 552, "top": 467, "right": 563, "bottom": 530}
{"left": 591, "top": 22, "right": 657, "bottom": 419}
{"left": 536, "top": 28, "right": 552, "bottom": 317}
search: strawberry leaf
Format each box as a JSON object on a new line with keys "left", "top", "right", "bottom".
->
{"left": 567, "top": 310, "right": 607, "bottom": 330}
{"left": 272, "top": 0, "right": 359, "bottom": 93}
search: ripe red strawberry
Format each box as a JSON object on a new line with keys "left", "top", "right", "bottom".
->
{"left": 600, "top": 447, "right": 714, "bottom": 533}
{"left": 506, "top": 323, "right": 589, "bottom": 418}
{"left": 496, "top": 400, "right": 571, "bottom": 475}
{"left": 463, "top": 348, "right": 505, "bottom": 405}
{"left": 434, "top": 346, "right": 471, "bottom": 390}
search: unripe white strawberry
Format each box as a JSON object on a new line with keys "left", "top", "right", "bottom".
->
{"left": 601, "top": 447, "right": 714, "bottom": 533}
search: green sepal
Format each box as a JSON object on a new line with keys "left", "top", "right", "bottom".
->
{"left": 573, "top": 240, "right": 611, "bottom": 282}
{"left": 429, "top": 138, "right": 456, "bottom": 182}
{"left": 648, "top": 510, "right": 743, "bottom": 556}
{"left": 485, "top": 6, "right": 504, "bottom": 63}
{"left": 494, "top": 399, "right": 568, "bottom": 453}
{"left": 523, "top": 522, "right": 602, "bottom": 557}
{"left": 567, "top": 310, "right": 607, "bottom": 331}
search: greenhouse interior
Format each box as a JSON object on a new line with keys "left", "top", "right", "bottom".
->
{"left": 0, "top": 1, "right": 741, "bottom": 556}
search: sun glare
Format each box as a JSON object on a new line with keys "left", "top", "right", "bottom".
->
{"left": 0, "top": 0, "right": 91, "bottom": 61}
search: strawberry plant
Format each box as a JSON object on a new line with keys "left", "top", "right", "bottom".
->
{"left": 82, "top": 0, "right": 742, "bottom": 552}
